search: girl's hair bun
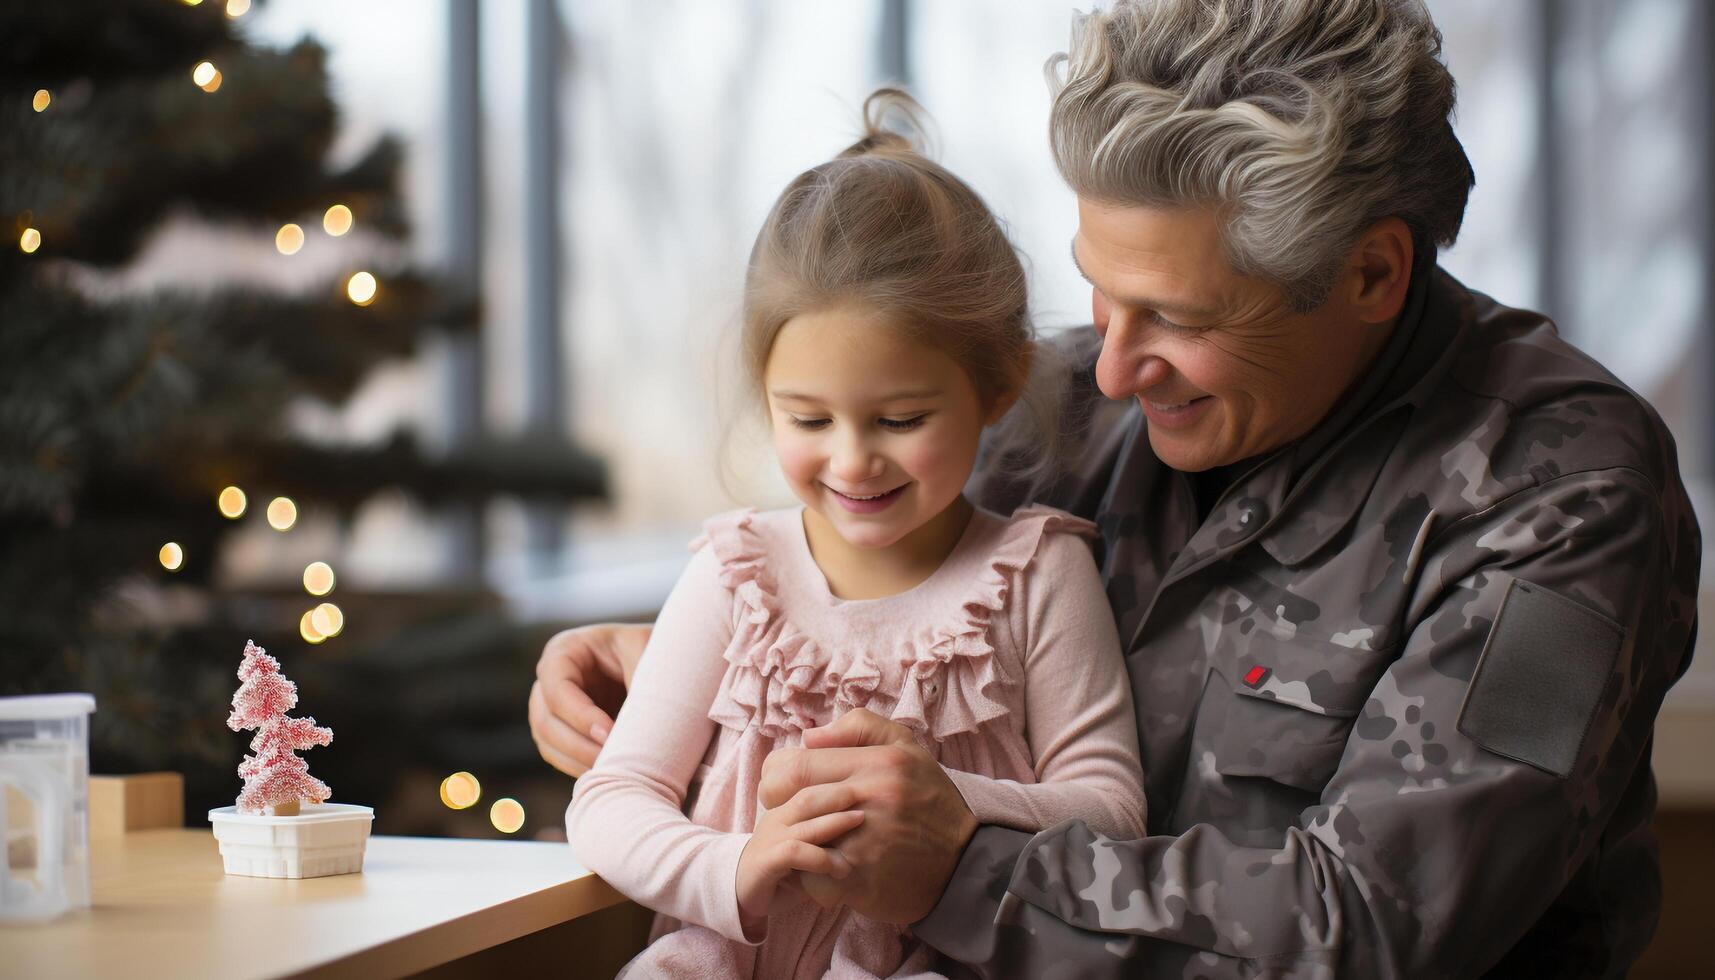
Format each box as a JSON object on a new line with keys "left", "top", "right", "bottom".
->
{"left": 737, "top": 84, "right": 1064, "bottom": 493}
{"left": 838, "top": 87, "right": 931, "bottom": 159}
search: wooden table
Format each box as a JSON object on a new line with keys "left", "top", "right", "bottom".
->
{"left": 0, "top": 829, "right": 650, "bottom": 979}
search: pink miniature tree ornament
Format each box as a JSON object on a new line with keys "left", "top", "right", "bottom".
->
{"left": 227, "top": 639, "right": 333, "bottom": 816}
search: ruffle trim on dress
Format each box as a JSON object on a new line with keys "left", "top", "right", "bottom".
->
{"left": 690, "top": 506, "right": 1097, "bottom": 742}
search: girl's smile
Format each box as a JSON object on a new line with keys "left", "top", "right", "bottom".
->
{"left": 825, "top": 481, "right": 911, "bottom": 514}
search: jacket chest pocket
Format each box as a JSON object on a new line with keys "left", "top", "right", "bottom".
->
{"left": 1209, "top": 628, "right": 1391, "bottom": 794}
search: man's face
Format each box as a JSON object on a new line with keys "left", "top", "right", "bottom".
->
{"left": 1073, "top": 199, "right": 1383, "bottom": 472}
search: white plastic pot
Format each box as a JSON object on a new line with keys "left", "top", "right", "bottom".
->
{"left": 207, "top": 803, "right": 374, "bottom": 879}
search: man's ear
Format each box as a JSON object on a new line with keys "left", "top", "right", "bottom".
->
{"left": 1345, "top": 216, "right": 1415, "bottom": 325}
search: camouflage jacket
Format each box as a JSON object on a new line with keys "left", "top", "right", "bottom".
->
{"left": 916, "top": 265, "right": 1702, "bottom": 979}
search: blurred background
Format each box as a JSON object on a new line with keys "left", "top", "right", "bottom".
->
{"left": 2, "top": 1, "right": 1710, "bottom": 973}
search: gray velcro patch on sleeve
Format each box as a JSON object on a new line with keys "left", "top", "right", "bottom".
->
{"left": 1456, "top": 579, "right": 1624, "bottom": 779}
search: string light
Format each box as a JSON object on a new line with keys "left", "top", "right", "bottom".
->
{"left": 191, "top": 61, "right": 223, "bottom": 94}
{"left": 440, "top": 772, "right": 481, "bottom": 810}
{"left": 346, "top": 271, "right": 377, "bottom": 306}
{"left": 217, "top": 486, "right": 247, "bottom": 518}
{"left": 299, "top": 610, "right": 327, "bottom": 645}
{"left": 310, "top": 602, "right": 344, "bottom": 637}
{"left": 275, "top": 223, "right": 304, "bottom": 255}
{"left": 323, "top": 204, "right": 353, "bottom": 236}
{"left": 266, "top": 496, "right": 297, "bottom": 531}
{"left": 31, "top": 90, "right": 50, "bottom": 112}
{"left": 182, "top": 0, "right": 203, "bottom": 6}
{"left": 226, "top": 0, "right": 251, "bottom": 17}
{"left": 19, "top": 228, "right": 41, "bottom": 254}
{"left": 489, "top": 798, "right": 525, "bottom": 834}
{"left": 303, "top": 561, "right": 335, "bottom": 596}
{"left": 159, "top": 543, "right": 184, "bottom": 571}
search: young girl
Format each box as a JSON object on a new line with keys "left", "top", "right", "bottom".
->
{"left": 567, "top": 90, "right": 1145, "bottom": 980}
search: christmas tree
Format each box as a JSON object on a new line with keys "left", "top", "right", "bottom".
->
{"left": 227, "top": 639, "right": 332, "bottom": 816}
{"left": 0, "top": 1, "right": 604, "bottom": 821}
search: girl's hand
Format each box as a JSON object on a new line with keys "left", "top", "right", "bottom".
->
{"left": 735, "top": 785, "right": 866, "bottom": 940}
{"left": 758, "top": 709, "right": 977, "bottom": 923}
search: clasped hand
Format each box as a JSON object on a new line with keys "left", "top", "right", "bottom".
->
{"left": 526, "top": 629, "right": 976, "bottom": 928}
{"left": 755, "top": 708, "right": 978, "bottom": 925}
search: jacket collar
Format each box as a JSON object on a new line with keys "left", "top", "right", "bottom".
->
{"left": 1147, "top": 254, "right": 1452, "bottom": 586}
{"left": 1249, "top": 256, "right": 1471, "bottom": 567}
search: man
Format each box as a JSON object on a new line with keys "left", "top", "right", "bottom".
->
{"left": 530, "top": 1, "right": 1701, "bottom": 976}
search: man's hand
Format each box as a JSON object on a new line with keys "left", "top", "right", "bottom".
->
{"left": 759, "top": 708, "right": 978, "bottom": 924}
{"left": 528, "top": 623, "right": 652, "bottom": 776}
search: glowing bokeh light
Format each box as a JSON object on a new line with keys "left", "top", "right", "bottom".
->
{"left": 346, "top": 271, "right": 377, "bottom": 306}
{"left": 158, "top": 542, "right": 184, "bottom": 571}
{"left": 216, "top": 483, "right": 246, "bottom": 518}
{"left": 489, "top": 798, "right": 525, "bottom": 834}
{"left": 19, "top": 228, "right": 41, "bottom": 254}
{"left": 198, "top": 70, "right": 223, "bottom": 94}
{"left": 310, "top": 602, "right": 344, "bottom": 638}
{"left": 217, "top": 486, "right": 247, "bottom": 518}
{"left": 32, "top": 90, "right": 50, "bottom": 112}
{"left": 440, "top": 772, "right": 481, "bottom": 810}
{"left": 303, "top": 561, "right": 335, "bottom": 596}
{"left": 266, "top": 496, "right": 297, "bottom": 531}
{"left": 275, "top": 223, "right": 305, "bottom": 255}
{"left": 299, "top": 610, "right": 327, "bottom": 645}
{"left": 226, "top": 0, "right": 251, "bottom": 16}
{"left": 192, "top": 62, "right": 217, "bottom": 87}
{"left": 323, "top": 204, "right": 353, "bottom": 236}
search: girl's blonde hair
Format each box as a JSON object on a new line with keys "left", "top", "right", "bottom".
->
{"left": 739, "top": 89, "right": 1061, "bottom": 483}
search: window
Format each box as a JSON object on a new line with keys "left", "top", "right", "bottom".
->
{"left": 244, "top": 2, "right": 1710, "bottom": 658}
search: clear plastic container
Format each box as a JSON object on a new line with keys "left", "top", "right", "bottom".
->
{"left": 0, "top": 693, "right": 96, "bottom": 924}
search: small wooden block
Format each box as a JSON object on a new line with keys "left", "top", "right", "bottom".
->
{"left": 90, "top": 772, "right": 184, "bottom": 835}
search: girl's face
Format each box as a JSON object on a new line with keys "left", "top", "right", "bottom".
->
{"left": 764, "top": 305, "right": 996, "bottom": 553}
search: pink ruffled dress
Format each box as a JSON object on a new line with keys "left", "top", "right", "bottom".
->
{"left": 568, "top": 504, "right": 1145, "bottom": 979}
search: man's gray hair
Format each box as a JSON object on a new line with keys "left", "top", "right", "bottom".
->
{"left": 1049, "top": 0, "right": 1474, "bottom": 311}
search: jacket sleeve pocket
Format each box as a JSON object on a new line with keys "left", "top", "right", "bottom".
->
{"left": 1456, "top": 578, "right": 1624, "bottom": 778}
